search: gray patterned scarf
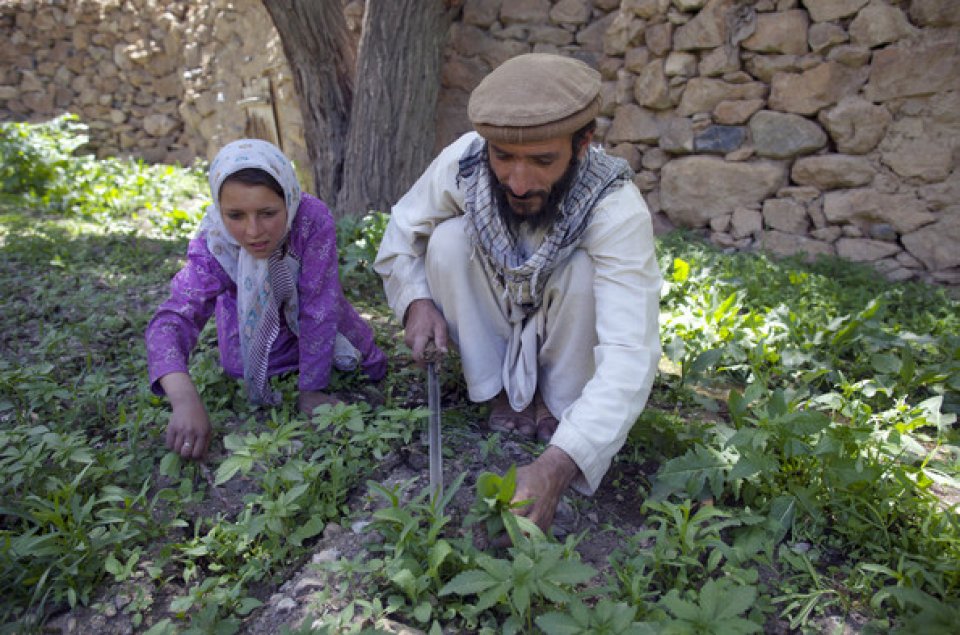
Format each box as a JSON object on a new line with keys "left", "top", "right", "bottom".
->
{"left": 458, "top": 136, "right": 632, "bottom": 314}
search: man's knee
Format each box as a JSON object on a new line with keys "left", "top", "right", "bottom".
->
{"left": 426, "top": 216, "right": 471, "bottom": 273}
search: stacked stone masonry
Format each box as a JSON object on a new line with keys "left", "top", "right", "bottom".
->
{"left": 2, "top": 0, "right": 958, "bottom": 286}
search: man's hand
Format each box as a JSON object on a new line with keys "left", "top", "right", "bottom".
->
{"left": 510, "top": 445, "right": 581, "bottom": 535}
{"left": 298, "top": 389, "right": 343, "bottom": 416}
{"left": 403, "top": 298, "right": 449, "bottom": 364}
{"left": 160, "top": 372, "right": 211, "bottom": 461}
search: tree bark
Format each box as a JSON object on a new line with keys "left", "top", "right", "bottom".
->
{"left": 334, "top": 0, "right": 455, "bottom": 217}
{"left": 261, "top": 0, "right": 355, "bottom": 204}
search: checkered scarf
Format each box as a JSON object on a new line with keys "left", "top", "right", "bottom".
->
{"left": 458, "top": 137, "right": 632, "bottom": 314}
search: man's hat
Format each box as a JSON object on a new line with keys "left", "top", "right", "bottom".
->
{"left": 468, "top": 53, "right": 601, "bottom": 144}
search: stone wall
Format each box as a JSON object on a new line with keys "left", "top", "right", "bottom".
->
{"left": 438, "top": 0, "right": 960, "bottom": 285}
{"left": 0, "top": 0, "right": 316, "bottom": 175}
{"left": 1, "top": 0, "right": 958, "bottom": 285}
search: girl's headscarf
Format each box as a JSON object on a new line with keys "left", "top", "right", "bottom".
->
{"left": 199, "top": 139, "right": 302, "bottom": 404}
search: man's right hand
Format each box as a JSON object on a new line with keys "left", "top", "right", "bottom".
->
{"left": 160, "top": 372, "right": 212, "bottom": 461}
{"left": 403, "top": 298, "right": 449, "bottom": 364}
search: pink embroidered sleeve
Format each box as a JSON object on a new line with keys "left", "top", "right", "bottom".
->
{"left": 145, "top": 235, "right": 231, "bottom": 395}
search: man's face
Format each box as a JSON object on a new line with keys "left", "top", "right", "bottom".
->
{"left": 487, "top": 132, "right": 591, "bottom": 224}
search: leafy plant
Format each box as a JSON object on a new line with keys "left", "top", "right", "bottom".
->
{"left": 463, "top": 465, "right": 539, "bottom": 544}
{"left": 440, "top": 538, "right": 596, "bottom": 634}
{"left": 658, "top": 578, "right": 761, "bottom": 634}
{"left": 536, "top": 599, "right": 654, "bottom": 635}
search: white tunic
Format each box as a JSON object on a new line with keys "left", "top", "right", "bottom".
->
{"left": 375, "top": 132, "right": 662, "bottom": 493}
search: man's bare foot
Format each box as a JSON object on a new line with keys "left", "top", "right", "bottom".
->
{"left": 486, "top": 391, "right": 536, "bottom": 438}
{"left": 534, "top": 393, "right": 559, "bottom": 443}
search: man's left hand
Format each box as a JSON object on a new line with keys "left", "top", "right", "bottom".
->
{"left": 510, "top": 445, "right": 581, "bottom": 536}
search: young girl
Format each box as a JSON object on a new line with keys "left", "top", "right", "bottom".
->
{"left": 146, "top": 139, "right": 386, "bottom": 460}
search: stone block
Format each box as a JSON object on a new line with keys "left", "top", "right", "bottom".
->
{"left": 836, "top": 237, "right": 901, "bottom": 262}
{"left": 678, "top": 77, "right": 766, "bottom": 116}
{"left": 800, "top": 0, "right": 868, "bottom": 22}
{"left": 849, "top": 0, "right": 917, "bottom": 49}
{"left": 713, "top": 98, "right": 763, "bottom": 125}
{"left": 763, "top": 197, "right": 809, "bottom": 234}
{"left": 823, "top": 189, "right": 936, "bottom": 234}
{"left": 808, "top": 22, "right": 847, "bottom": 53}
{"left": 673, "top": 0, "right": 733, "bottom": 51}
{"left": 550, "top": 0, "right": 591, "bottom": 25}
{"left": 693, "top": 125, "right": 746, "bottom": 154}
{"left": 750, "top": 110, "right": 827, "bottom": 159}
{"left": 864, "top": 35, "right": 960, "bottom": 102}
{"left": 769, "top": 61, "right": 868, "bottom": 116}
{"left": 791, "top": 155, "right": 875, "bottom": 189}
{"left": 634, "top": 60, "right": 672, "bottom": 109}
{"left": 901, "top": 207, "right": 960, "bottom": 270}
{"left": 817, "top": 97, "right": 891, "bottom": 154}
{"left": 761, "top": 229, "right": 836, "bottom": 260}
{"left": 741, "top": 9, "right": 808, "bottom": 55}
{"left": 661, "top": 156, "right": 786, "bottom": 226}
{"left": 500, "top": 0, "right": 552, "bottom": 25}
{"left": 607, "top": 104, "right": 661, "bottom": 144}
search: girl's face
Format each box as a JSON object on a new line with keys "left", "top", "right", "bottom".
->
{"left": 219, "top": 181, "right": 288, "bottom": 259}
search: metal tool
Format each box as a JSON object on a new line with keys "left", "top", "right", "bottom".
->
{"left": 424, "top": 343, "right": 443, "bottom": 508}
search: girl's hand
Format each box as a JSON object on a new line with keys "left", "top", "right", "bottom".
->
{"left": 160, "top": 372, "right": 212, "bottom": 460}
{"left": 298, "top": 390, "right": 343, "bottom": 416}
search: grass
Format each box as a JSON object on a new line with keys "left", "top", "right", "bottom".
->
{"left": 1, "top": 117, "right": 958, "bottom": 634}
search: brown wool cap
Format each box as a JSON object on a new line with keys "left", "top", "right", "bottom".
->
{"left": 468, "top": 53, "right": 601, "bottom": 144}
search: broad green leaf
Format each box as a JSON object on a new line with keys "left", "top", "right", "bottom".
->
{"left": 652, "top": 444, "right": 731, "bottom": 499}
{"left": 870, "top": 353, "right": 901, "bottom": 375}
{"left": 500, "top": 464, "right": 518, "bottom": 504}
{"left": 439, "top": 570, "right": 498, "bottom": 596}
{"left": 766, "top": 495, "right": 797, "bottom": 542}
{"left": 104, "top": 553, "right": 121, "bottom": 576}
{"left": 235, "top": 597, "right": 262, "bottom": 616}
{"left": 535, "top": 612, "right": 583, "bottom": 635}
{"left": 710, "top": 581, "right": 757, "bottom": 621}
{"left": 474, "top": 580, "right": 511, "bottom": 612}
{"left": 475, "top": 471, "right": 502, "bottom": 500}
{"left": 158, "top": 452, "right": 181, "bottom": 478}
{"left": 428, "top": 539, "right": 453, "bottom": 576}
{"left": 288, "top": 515, "right": 325, "bottom": 547}
{"left": 215, "top": 455, "right": 251, "bottom": 485}
{"left": 413, "top": 600, "right": 432, "bottom": 623}
{"left": 660, "top": 589, "right": 700, "bottom": 621}
{"left": 545, "top": 559, "right": 596, "bottom": 585}
{"left": 688, "top": 348, "right": 723, "bottom": 376}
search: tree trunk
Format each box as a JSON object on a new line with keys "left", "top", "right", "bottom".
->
{"left": 261, "top": 0, "right": 355, "bottom": 204}
{"left": 334, "top": 0, "right": 455, "bottom": 218}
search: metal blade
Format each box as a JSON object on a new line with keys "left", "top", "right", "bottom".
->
{"left": 427, "top": 360, "right": 443, "bottom": 507}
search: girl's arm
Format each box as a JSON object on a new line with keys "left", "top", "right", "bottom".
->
{"left": 145, "top": 235, "right": 230, "bottom": 394}
{"left": 146, "top": 235, "right": 230, "bottom": 459}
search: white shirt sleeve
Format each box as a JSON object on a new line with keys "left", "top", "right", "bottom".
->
{"left": 373, "top": 133, "right": 476, "bottom": 323}
{"left": 548, "top": 182, "right": 663, "bottom": 494}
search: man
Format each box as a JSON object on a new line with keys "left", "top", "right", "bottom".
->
{"left": 374, "top": 53, "right": 662, "bottom": 534}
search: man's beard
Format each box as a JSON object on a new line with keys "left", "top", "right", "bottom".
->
{"left": 490, "top": 155, "right": 580, "bottom": 232}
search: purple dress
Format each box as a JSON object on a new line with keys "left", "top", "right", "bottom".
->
{"left": 146, "top": 194, "right": 387, "bottom": 396}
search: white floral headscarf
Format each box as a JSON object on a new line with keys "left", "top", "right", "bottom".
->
{"left": 199, "top": 139, "right": 302, "bottom": 403}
